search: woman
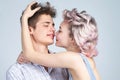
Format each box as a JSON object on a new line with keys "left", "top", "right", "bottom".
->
{"left": 21, "top": 2, "right": 100, "bottom": 80}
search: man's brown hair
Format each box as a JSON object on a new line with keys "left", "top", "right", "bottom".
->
{"left": 21, "top": 2, "right": 56, "bottom": 29}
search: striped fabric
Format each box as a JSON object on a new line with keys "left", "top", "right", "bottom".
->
{"left": 6, "top": 62, "right": 68, "bottom": 80}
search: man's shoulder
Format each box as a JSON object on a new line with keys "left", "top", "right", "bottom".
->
{"left": 7, "top": 63, "right": 23, "bottom": 73}
{"left": 7, "top": 62, "right": 41, "bottom": 73}
{"left": 6, "top": 63, "right": 24, "bottom": 80}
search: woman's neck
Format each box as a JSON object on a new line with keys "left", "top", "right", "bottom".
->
{"left": 66, "top": 46, "right": 81, "bottom": 53}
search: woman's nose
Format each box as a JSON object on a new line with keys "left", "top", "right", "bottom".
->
{"left": 55, "top": 31, "right": 58, "bottom": 36}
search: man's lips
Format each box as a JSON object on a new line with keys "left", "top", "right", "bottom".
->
{"left": 47, "top": 34, "right": 55, "bottom": 39}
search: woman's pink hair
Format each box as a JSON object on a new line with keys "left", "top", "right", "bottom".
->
{"left": 63, "top": 8, "right": 98, "bottom": 57}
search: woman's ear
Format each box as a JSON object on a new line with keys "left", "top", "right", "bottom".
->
{"left": 71, "top": 37, "right": 75, "bottom": 43}
{"left": 71, "top": 38, "right": 78, "bottom": 46}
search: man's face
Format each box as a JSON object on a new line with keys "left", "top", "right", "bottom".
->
{"left": 56, "top": 21, "right": 73, "bottom": 48}
{"left": 30, "top": 14, "right": 55, "bottom": 46}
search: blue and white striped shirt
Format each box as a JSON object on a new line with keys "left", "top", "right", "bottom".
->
{"left": 6, "top": 62, "right": 68, "bottom": 80}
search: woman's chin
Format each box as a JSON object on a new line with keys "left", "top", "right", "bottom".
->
{"left": 55, "top": 43, "right": 62, "bottom": 47}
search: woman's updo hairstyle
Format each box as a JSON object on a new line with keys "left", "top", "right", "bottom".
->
{"left": 63, "top": 8, "right": 98, "bottom": 57}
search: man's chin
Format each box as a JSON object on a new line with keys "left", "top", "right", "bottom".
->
{"left": 48, "top": 42, "right": 54, "bottom": 45}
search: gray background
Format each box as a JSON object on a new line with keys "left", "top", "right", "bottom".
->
{"left": 0, "top": 0, "right": 120, "bottom": 80}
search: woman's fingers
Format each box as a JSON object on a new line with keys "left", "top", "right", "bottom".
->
{"left": 23, "top": 1, "right": 41, "bottom": 18}
{"left": 32, "top": 7, "right": 41, "bottom": 13}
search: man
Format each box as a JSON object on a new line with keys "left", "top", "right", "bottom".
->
{"left": 6, "top": 2, "right": 68, "bottom": 80}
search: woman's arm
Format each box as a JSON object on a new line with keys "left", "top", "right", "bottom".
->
{"left": 28, "top": 51, "right": 80, "bottom": 68}
{"left": 21, "top": 1, "right": 40, "bottom": 55}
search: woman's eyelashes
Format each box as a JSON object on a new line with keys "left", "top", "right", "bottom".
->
{"left": 58, "top": 30, "right": 62, "bottom": 33}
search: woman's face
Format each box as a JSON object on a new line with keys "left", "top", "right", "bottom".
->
{"left": 55, "top": 21, "right": 73, "bottom": 48}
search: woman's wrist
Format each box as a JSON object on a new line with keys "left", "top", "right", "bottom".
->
{"left": 21, "top": 15, "right": 28, "bottom": 26}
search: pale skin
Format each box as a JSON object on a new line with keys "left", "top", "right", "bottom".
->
{"left": 21, "top": 2, "right": 100, "bottom": 80}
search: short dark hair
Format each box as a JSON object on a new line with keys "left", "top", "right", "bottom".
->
{"left": 21, "top": 2, "right": 56, "bottom": 28}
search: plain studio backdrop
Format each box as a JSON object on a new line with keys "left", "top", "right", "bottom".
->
{"left": 0, "top": 0, "right": 120, "bottom": 80}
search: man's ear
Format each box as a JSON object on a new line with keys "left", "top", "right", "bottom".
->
{"left": 29, "top": 27, "right": 34, "bottom": 34}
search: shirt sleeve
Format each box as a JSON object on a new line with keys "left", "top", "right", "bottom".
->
{"left": 6, "top": 64, "right": 24, "bottom": 80}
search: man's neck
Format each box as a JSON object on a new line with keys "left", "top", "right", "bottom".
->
{"left": 32, "top": 42, "right": 49, "bottom": 71}
{"left": 32, "top": 41, "right": 49, "bottom": 54}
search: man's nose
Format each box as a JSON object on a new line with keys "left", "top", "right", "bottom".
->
{"left": 50, "top": 26, "right": 55, "bottom": 31}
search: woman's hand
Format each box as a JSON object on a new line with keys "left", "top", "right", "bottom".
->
{"left": 22, "top": 1, "right": 41, "bottom": 20}
{"left": 17, "top": 51, "right": 30, "bottom": 64}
